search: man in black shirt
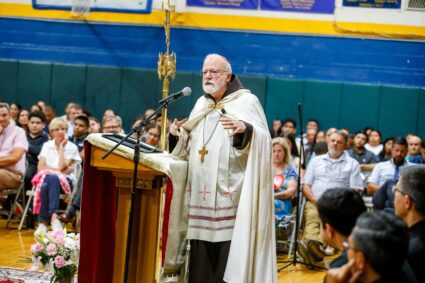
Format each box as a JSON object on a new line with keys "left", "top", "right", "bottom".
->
{"left": 24, "top": 111, "right": 48, "bottom": 192}
{"left": 316, "top": 188, "right": 366, "bottom": 272}
{"left": 70, "top": 115, "right": 89, "bottom": 159}
{"left": 395, "top": 165, "right": 425, "bottom": 283}
{"left": 347, "top": 131, "right": 379, "bottom": 188}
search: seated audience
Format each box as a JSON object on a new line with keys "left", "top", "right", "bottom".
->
{"left": 347, "top": 131, "right": 378, "bottom": 187}
{"left": 9, "top": 103, "right": 21, "bottom": 124}
{"left": 313, "top": 141, "right": 328, "bottom": 156}
{"left": 406, "top": 136, "right": 423, "bottom": 164}
{"left": 315, "top": 130, "right": 326, "bottom": 144}
{"left": 103, "top": 109, "right": 116, "bottom": 119}
{"left": 372, "top": 179, "right": 396, "bottom": 211}
{"left": 34, "top": 118, "right": 81, "bottom": 235}
{"left": 301, "top": 131, "right": 363, "bottom": 265}
{"left": 378, "top": 136, "right": 394, "bottom": 162}
{"left": 88, "top": 116, "right": 101, "bottom": 134}
{"left": 30, "top": 104, "right": 42, "bottom": 113}
{"left": 326, "top": 211, "right": 417, "bottom": 283}
{"left": 102, "top": 115, "right": 123, "bottom": 134}
{"left": 0, "top": 102, "right": 28, "bottom": 190}
{"left": 367, "top": 137, "right": 410, "bottom": 195}
{"left": 43, "top": 105, "right": 56, "bottom": 134}
{"left": 37, "top": 100, "right": 46, "bottom": 112}
{"left": 270, "top": 118, "right": 282, "bottom": 138}
{"left": 281, "top": 118, "right": 296, "bottom": 136}
{"left": 16, "top": 108, "right": 29, "bottom": 133}
{"left": 66, "top": 104, "right": 83, "bottom": 138}
{"left": 145, "top": 123, "right": 161, "bottom": 146}
{"left": 282, "top": 133, "right": 300, "bottom": 173}
{"left": 24, "top": 111, "right": 49, "bottom": 192}
{"left": 314, "top": 188, "right": 366, "bottom": 270}
{"left": 365, "top": 130, "right": 383, "bottom": 156}
{"left": 394, "top": 165, "right": 425, "bottom": 283}
{"left": 272, "top": 137, "right": 298, "bottom": 220}
{"left": 70, "top": 115, "right": 89, "bottom": 159}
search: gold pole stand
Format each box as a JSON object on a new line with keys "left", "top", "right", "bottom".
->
{"left": 157, "top": 0, "right": 176, "bottom": 150}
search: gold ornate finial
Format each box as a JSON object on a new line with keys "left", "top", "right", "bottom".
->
{"left": 157, "top": 0, "right": 176, "bottom": 150}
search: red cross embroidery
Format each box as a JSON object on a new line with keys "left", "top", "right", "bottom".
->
{"left": 199, "top": 185, "right": 211, "bottom": 201}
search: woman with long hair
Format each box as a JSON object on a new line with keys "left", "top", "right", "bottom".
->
{"left": 378, "top": 137, "right": 394, "bottom": 162}
{"left": 16, "top": 108, "right": 29, "bottom": 133}
{"left": 272, "top": 137, "right": 298, "bottom": 219}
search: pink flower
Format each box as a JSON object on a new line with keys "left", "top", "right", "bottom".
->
{"left": 53, "top": 230, "right": 65, "bottom": 238}
{"left": 30, "top": 243, "right": 44, "bottom": 254}
{"left": 55, "top": 235, "right": 65, "bottom": 246}
{"left": 46, "top": 244, "right": 57, "bottom": 256}
{"left": 54, "top": 255, "right": 66, "bottom": 268}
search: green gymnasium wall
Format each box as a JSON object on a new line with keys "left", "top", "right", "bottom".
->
{"left": 1, "top": 60, "right": 424, "bottom": 138}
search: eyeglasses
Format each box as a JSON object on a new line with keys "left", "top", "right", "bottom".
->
{"left": 392, "top": 186, "right": 408, "bottom": 197}
{"left": 103, "top": 125, "right": 120, "bottom": 130}
{"left": 52, "top": 128, "right": 67, "bottom": 132}
{"left": 200, "top": 69, "right": 228, "bottom": 77}
{"left": 147, "top": 132, "right": 159, "bottom": 138}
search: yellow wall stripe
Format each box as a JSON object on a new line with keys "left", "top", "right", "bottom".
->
{"left": 1, "top": 3, "right": 425, "bottom": 38}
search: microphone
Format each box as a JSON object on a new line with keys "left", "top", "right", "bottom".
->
{"left": 221, "top": 109, "right": 226, "bottom": 116}
{"left": 158, "top": 87, "right": 191, "bottom": 105}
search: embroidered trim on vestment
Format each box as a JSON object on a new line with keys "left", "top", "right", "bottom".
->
{"left": 189, "top": 205, "right": 238, "bottom": 211}
{"left": 188, "top": 215, "right": 236, "bottom": 221}
{"left": 189, "top": 225, "right": 234, "bottom": 231}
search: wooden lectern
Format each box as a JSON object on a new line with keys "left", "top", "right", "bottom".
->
{"left": 88, "top": 144, "right": 164, "bottom": 282}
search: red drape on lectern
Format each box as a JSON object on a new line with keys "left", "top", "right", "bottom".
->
{"left": 78, "top": 143, "right": 117, "bottom": 283}
{"left": 161, "top": 178, "right": 173, "bottom": 266}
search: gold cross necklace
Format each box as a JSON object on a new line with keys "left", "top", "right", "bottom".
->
{"left": 199, "top": 113, "right": 221, "bottom": 164}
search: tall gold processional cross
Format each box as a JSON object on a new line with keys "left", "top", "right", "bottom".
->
{"left": 198, "top": 146, "right": 208, "bottom": 164}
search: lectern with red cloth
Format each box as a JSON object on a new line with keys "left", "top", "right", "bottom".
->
{"left": 78, "top": 135, "right": 178, "bottom": 283}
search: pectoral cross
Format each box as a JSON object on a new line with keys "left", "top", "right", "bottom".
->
{"left": 198, "top": 146, "right": 208, "bottom": 164}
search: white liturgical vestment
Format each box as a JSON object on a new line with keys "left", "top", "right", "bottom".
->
{"left": 169, "top": 88, "right": 277, "bottom": 283}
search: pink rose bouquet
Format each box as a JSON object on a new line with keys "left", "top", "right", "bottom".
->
{"left": 30, "top": 230, "right": 80, "bottom": 282}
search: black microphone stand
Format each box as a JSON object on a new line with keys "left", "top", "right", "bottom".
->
{"left": 102, "top": 99, "right": 173, "bottom": 283}
{"left": 278, "top": 103, "right": 326, "bottom": 271}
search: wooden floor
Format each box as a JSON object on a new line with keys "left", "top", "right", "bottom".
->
{"left": 0, "top": 219, "right": 327, "bottom": 282}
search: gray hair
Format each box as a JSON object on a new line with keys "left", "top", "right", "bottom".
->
{"left": 102, "top": 115, "right": 122, "bottom": 127}
{"left": 204, "top": 54, "right": 232, "bottom": 74}
{"left": 0, "top": 102, "right": 10, "bottom": 112}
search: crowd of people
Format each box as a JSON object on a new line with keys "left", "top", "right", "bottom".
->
{"left": 0, "top": 99, "right": 164, "bottom": 236}
{"left": 1, "top": 54, "right": 424, "bottom": 282}
{"left": 271, "top": 117, "right": 424, "bottom": 282}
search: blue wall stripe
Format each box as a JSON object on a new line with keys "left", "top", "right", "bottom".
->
{"left": 0, "top": 18, "right": 424, "bottom": 87}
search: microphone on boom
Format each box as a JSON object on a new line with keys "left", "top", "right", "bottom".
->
{"left": 158, "top": 87, "right": 192, "bottom": 105}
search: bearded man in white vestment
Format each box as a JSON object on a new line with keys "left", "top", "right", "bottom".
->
{"left": 168, "top": 54, "right": 277, "bottom": 283}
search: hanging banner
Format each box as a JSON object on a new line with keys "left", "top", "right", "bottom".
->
{"left": 33, "top": 0, "right": 152, "bottom": 13}
{"left": 342, "top": 0, "right": 401, "bottom": 9}
{"left": 187, "top": 0, "right": 259, "bottom": 10}
{"left": 261, "top": 0, "right": 334, "bottom": 13}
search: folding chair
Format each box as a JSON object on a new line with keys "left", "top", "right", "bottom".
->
{"left": 275, "top": 194, "right": 306, "bottom": 259}
{"left": 0, "top": 176, "right": 26, "bottom": 228}
{"left": 18, "top": 163, "right": 82, "bottom": 230}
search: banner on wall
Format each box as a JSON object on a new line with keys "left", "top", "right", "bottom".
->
{"left": 32, "top": 0, "right": 152, "bottom": 13}
{"left": 261, "top": 0, "right": 334, "bottom": 13}
{"left": 342, "top": 0, "right": 401, "bottom": 9}
{"left": 187, "top": 0, "right": 334, "bottom": 13}
{"left": 187, "top": 0, "right": 258, "bottom": 9}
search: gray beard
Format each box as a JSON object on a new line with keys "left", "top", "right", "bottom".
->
{"left": 203, "top": 84, "right": 218, "bottom": 94}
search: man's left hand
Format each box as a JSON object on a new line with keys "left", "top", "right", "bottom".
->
{"left": 219, "top": 118, "right": 246, "bottom": 136}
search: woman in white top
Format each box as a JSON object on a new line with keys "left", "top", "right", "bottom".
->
{"left": 34, "top": 118, "right": 81, "bottom": 235}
